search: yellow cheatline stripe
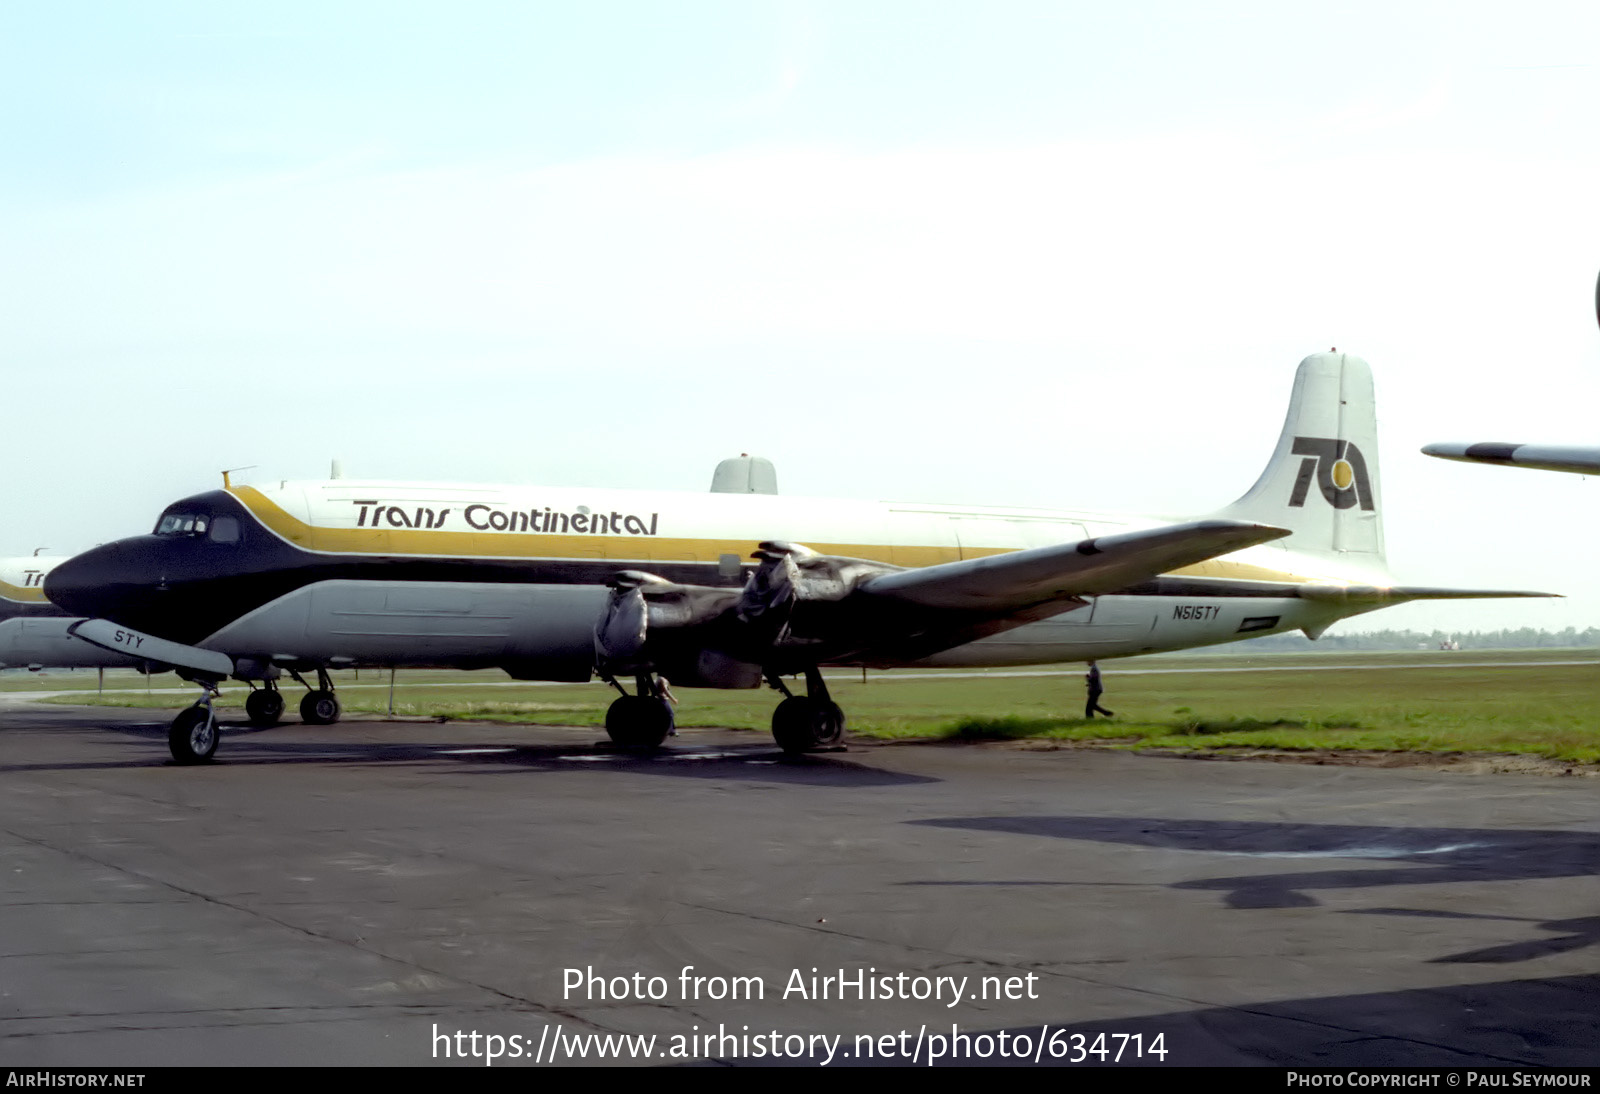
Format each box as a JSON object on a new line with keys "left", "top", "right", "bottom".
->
{"left": 227, "top": 485, "right": 1316, "bottom": 586}
{"left": 229, "top": 485, "right": 972, "bottom": 567}
{"left": 0, "top": 579, "right": 48, "bottom": 603}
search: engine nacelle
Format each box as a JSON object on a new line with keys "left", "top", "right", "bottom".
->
{"left": 737, "top": 543, "right": 899, "bottom": 649}
{"left": 593, "top": 570, "right": 740, "bottom": 677}
{"left": 592, "top": 547, "right": 902, "bottom": 681}
{"left": 595, "top": 579, "right": 652, "bottom": 664}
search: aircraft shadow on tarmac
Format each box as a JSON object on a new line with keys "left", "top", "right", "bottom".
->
{"left": 5, "top": 717, "right": 937, "bottom": 788}
{"left": 420, "top": 740, "right": 941, "bottom": 788}
{"left": 723, "top": 971, "right": 1599, "bottom": 1067}
{"left": 907, "top": 817, "right": 1600, "bottom": 934}
{"left": 1345, "top": 907, "right": 1600, "bottom": 965}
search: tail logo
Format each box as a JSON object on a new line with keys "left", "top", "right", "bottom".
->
{"left": 1289, "top": 438, "right": 1375, "bottom": 510}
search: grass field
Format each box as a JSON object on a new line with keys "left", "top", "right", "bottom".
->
{"left": 14, "top": 648, "right": 1600, "bottom": 765}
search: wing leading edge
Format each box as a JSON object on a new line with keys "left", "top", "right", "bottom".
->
{"left": 859, "top": 520, "right": 1292, "bottom": 611}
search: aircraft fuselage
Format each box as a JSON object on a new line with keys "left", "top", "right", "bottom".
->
{"left": 44, "top": 481, "right": 1375, "bottom": 681}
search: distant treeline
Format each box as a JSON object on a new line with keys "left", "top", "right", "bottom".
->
{"left": 1198, "top": 627, "right": 1600, "bottom": 653}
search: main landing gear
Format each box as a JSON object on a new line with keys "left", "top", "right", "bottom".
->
{"left": 244, "top": 680, "right": 286, "bottom": 727}
{"left": 288, "top": 667, "right": 341, "bottom": 726}
{"left": 168, "top": 684, "right": 221, "bottom": 765}
{"left": 602, "top": 674, "right": 675, "bottom": 750}
{"left": 769, "top": 667, "right": 845, "bottom": 755}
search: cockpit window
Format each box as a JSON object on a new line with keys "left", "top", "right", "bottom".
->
{"left": 208, "top": 516, "right": 240, "bottom": 544}
{"left": 154, "top": 512, "right": 210, "bottom": 537}
{"left": 155, "top": 513, "right": 193, "bottom": 535}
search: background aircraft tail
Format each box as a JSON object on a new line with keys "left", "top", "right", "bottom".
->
{"left": 1213, "top": 352, "right": 1386, "bottom": 572}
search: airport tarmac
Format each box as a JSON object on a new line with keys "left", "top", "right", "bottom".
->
{"left": 1, "top": 704, "right": 1596, "bottom": 1067}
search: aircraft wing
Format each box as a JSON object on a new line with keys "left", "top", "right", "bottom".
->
{"left": 1422, "top": 442, "right": 1600, "bottom": 475}
{"left": 598, "top": 520, "right": 1291, "bottom": 679}
{"left": 859, "top": 520, "right": 1291, "bottom": 611}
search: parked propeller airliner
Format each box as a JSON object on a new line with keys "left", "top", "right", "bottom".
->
{"left": 1, "top": 556, "right": 150, "bottom": 673}
{"left": 47, "top": 353, "right": 1546, "bottom": 764}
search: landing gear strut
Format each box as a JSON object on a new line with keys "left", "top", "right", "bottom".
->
{"left": 769, "top": 667, "right": 845, "bottom": 755}
{"left": 168, "top": 684, "right": 221, "bottom": 765}
{"left": 602, "top": 674, "right": 675, "bottom": 750}
{"left": 244, "top": 680, "right": 285, "bottom": 727}
{"left": 290, "top": 667, "right": 341, "bottom": 725}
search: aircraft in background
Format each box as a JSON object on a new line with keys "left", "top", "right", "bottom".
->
{"left": 1, "top": 555, "right": 152, "bottom": 673}
{"left": 1423, "top": 270, "right": 1600, "bottom": 475}
{"left": 47, "top": 353, "right": 1547, "bottom": 764}
{"left": 1421, "top": 442, "right": 1600, "bottom": 475}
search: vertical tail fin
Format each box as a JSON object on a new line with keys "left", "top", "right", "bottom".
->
{"left": 1213, "top": 352, "right": 1386, "bottom": 573}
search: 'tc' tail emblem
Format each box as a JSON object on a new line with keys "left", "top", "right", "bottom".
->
{"left": 1288, "top": 438, "right": 1375, "bottom": 510}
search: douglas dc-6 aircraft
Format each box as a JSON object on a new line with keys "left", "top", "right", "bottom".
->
{"left": 1, "top": 556, "right": 149, "bottom": 672}
{"left": 46, "top": 353, "right": 1545, "bottom": 764}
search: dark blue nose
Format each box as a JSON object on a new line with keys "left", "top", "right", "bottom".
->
{"left": 44, "top": 542, "right": 137, "bottom": 620}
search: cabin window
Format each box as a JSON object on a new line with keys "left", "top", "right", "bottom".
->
{"left": 208, "top": 516, "right": 240, "bottom": 544}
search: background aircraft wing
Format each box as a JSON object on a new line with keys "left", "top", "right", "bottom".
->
{"left": 1422, "top": 442, "right": 1600, "bottom": 475}
{"left": 1420, "top": 272, "right": 1600, "bottom": 477}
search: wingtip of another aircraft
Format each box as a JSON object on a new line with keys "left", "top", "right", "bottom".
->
{"left": 1421, "top": 441, "right": 1514, "bottom": 462}
{"left": 1422, "top": 441, "right": 1600, "bottom": 475}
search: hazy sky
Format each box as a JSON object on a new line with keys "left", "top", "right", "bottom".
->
{"left": 4, "top": 2, "right": 1598, "bottom": 633}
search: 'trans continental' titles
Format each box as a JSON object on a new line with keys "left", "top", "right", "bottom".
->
{"left": 564, "top": 966, "right": 1040, "bottom": 1008}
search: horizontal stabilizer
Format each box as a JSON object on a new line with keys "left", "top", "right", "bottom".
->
{"left": 862, "top": 520, "right": 1292, "bottom": 612}
{"left": 68, "top": 619, "right": 234, "bottom": 677}
{"left": 1298, "top": 584, "right": 1559, "bottom": 604}
{"left": 1423, "top": 442, "right": 1600, "bottom": 476}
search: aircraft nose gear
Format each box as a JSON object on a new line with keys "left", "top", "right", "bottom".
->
{"left": 168, "top": 687, "right": 221, "bottom": 765}
{"left": 244, "top": 681, "right": 285, "bottom": 726}
{"left": 769, "top": 667, "right": 846, "bottom": 754}
{"left": 601, "top": 674, "right": 675, "bottom": 750}
{"left": 290, "top": 667, "right": 342, "bottom": 725}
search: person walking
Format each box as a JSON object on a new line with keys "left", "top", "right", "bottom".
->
{"left": 654, "top": 676, "right": 679, "bottom": 735}
{"left": 1084, "top": 660, "right": 1114, "bottom": 718}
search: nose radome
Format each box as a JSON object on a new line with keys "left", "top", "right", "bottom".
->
{"left": 43, "top": 543, "right": 124, "bottom": 617}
